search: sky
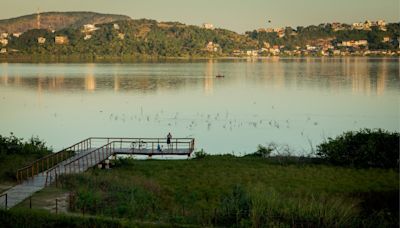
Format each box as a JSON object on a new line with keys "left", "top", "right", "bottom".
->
{"left": 1, "top": 0, "right": 399, "bottom": 33}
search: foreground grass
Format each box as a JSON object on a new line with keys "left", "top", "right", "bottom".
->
{"left": 57, "top": 155, "right": 398, "bottom": 227}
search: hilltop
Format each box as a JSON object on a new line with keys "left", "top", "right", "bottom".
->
{"left": 0, "top": 11, "right": 130, "bottom": 34}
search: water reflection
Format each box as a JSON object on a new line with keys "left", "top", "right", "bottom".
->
{"left": 0, "top": 58, "right": 397, "bottom": 96}
{"left": 204, "top": 59, "right": 214, "bottom": 95}
{"left": 0, "top": 58, "right": 398, "bottom": 154}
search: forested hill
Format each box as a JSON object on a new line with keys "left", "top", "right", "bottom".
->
{"left": 0, "top": 12, "right": 131, "bottom": 34}
{"left": 0, "top": 12, "right": 399, "bottom": 58}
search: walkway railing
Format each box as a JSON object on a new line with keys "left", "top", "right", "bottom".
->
{"left": 16, "top": 138, "right": 91, "bottom": 183}
{"left": 0, "top": 193, "right": 7, "bottom": 210}
{"left": 44, "top": 137, "right": 195, "bottom": 187}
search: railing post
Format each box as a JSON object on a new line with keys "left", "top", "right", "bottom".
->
{"left": 55, "top": 170, "right": 58, "bottom": 188}
{"left": 5, "top": 194, "right": 7, "bottom": 210}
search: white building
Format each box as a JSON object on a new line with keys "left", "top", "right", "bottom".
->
{"left": 1, "top": 33, "right": 8, "bottom": 39}
{"left": 83, "top": 24, "right": 99, "bottom": 33}
{"left": 84, "top": 34, "right": 92, "bottom": 40}
{"left": 206, "top": 41, "right": 219, "bottom": 52}
{"left": 341, "top": 40, "right": 368, "bottom": 47}
{"left": 202, "top": 23, "right": 214, "bottom": 30}
{"left": 0, "top": 39, "right": 8, "bottom": 46}
{"left": 113, "top": 24, "right": 120, "bottom": 30}
{"left": 12, "top": 33, "right": 22, "bottom": 38}
{"left": 37, "top": 37, "right": 46, "bottom": 44}
{"left": 55, "top": 36, "right": 68, "bottom": 44}
{"left": 246, "top": 50, "right": 258, "bottom": 56}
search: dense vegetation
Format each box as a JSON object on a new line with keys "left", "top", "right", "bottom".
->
{"left": 3, "top": 17, "right": 398, "bottom": 58}
{"left": 0, "top": 209, "right": 134, "bottom": 228}
{"left": 1, "top": 130, "right": 398, "bottom": 226}
{"left": 316, "top": 129, "right": 399, "bottom": 169}
{"left": 6, "top": 19, "right": 256, "bottom": 58}
{"left": 58, "top": 156, "right": 398, "bottom": 227}
{"left": 0, "top": 133, "right": 52, "bottom": 182}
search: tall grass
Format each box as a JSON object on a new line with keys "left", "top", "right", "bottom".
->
{"left": 57, "top": 156, "right": 398, "bottom": 226}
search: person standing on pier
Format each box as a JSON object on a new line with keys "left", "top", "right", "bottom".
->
{"left": 167, "top": 132, "right": 172, "bottom": 150}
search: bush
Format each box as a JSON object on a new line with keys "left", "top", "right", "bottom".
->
{"left": 0, "top": 133, "right": 52, "bottom": 181}
{"left": 316, "top": 129, "right": 399, "bottom": 168}
{"left": 0, "top": 133, "right": 51, "bottom": 156}
{"left": 194, "top": 149, "right": 208, "bottom": 159}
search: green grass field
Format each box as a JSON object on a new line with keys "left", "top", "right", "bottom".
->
{"left": 54, "top": 155, "right": 398, "bottom": 227}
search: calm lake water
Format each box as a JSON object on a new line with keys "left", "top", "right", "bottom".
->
{"left": 0, "top": 58, "right": 399, "bottom": 155}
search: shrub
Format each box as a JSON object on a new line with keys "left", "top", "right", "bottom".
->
{"left": 194, "top": 149, "right": 208, "bottom": 159}
{"left": 316, "top": 129, "right": 399, "bottom": 168}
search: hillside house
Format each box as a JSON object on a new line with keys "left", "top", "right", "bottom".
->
{"left": 12, "top": 33, "right": 22, "bottom": 38}
{"left": 37, "top": 37, "right": 46, "bottom": 44}
{"left": 55, "top": 36, "right": 69, "bottom": 45}
{"left": 0, "top": 48, "right": 6, "bottom": 54}
{"left": 341, "top": 40, "right": 368, "bottom": 47}
{"left": 382, "top": 37, "right": 390, "bottom": 42}
{"left": 84, "top": 34, "right": 92, "bottom": 40}
{"left": 83, "top": 24, "right": 99, "bottom": 33}
{"left": 206, "top": 42, "right": 220, "bottom": 52}
{"left": 202, "top": 23, "right": 214, "bottom": 30}
{"left": 0, "top": 39, "right": 8, "bottom": 46}
{"left": 246, "top": 50, "right": 258, "bottom": 56}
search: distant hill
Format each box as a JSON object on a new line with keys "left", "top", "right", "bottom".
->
{"left": 0, "top": 11, "right": 131, "bottom": 33}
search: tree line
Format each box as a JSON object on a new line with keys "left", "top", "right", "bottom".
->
{"left": 4, "top": 20, "right": 400, "bottom": 57}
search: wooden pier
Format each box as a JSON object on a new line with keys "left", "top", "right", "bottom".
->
{"left": 0, "top": 137, "right": 195, "bottom": 209}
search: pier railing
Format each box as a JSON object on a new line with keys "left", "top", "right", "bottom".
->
{"left": 16, "top": 138, "right": 91, "bottom": 183}
{"left": 0, "top": 193, "right": 7, "bottom": 210}
{"left": 44, "top": 137, "right": 195, "bottom": 186}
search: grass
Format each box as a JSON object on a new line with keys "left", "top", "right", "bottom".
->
{"left": 55, "top": 155, "right": 398, "bottom": 226}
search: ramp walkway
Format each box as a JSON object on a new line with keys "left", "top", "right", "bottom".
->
{"left": 0, "top": 137, "right": 195, "bottom": 209}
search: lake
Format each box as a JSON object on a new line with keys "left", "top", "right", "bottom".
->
{"left": 0, "top": 57, "right": 399, "bottom": 155}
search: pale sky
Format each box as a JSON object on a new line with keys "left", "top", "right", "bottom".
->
{"left": 2, "top": 0, "right": 399, "bottom": 33}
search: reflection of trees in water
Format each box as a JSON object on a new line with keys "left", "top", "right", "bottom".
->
{"left": 0, "top": 58, "right": 397, "bottom": 95}
{"left": 0, "top": 75, "right": 202, "bottom": 93}
{"left": 246, "top": 58, "right": 395, "bottom": 95}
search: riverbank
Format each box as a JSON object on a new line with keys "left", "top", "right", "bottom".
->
{"left": 0, "top": 54, "right": 399, "bottom": 63}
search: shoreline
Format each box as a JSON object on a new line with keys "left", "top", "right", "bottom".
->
{"left": 0, "top": 54, "right": 399, "bottom": 63}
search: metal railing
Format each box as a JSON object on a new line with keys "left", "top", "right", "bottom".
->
{"left": 44, "top": 137, "right": 195, "bottom": 187}
{"left": 16, "top": 138, "right": 91, "bottom": 183}
{"left": 0, "top": 193, "right": 7, "bottom": 210}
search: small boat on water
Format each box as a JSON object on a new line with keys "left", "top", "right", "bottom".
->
{"left": 216, "top": 74, "right": 225, "bottom": 78}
